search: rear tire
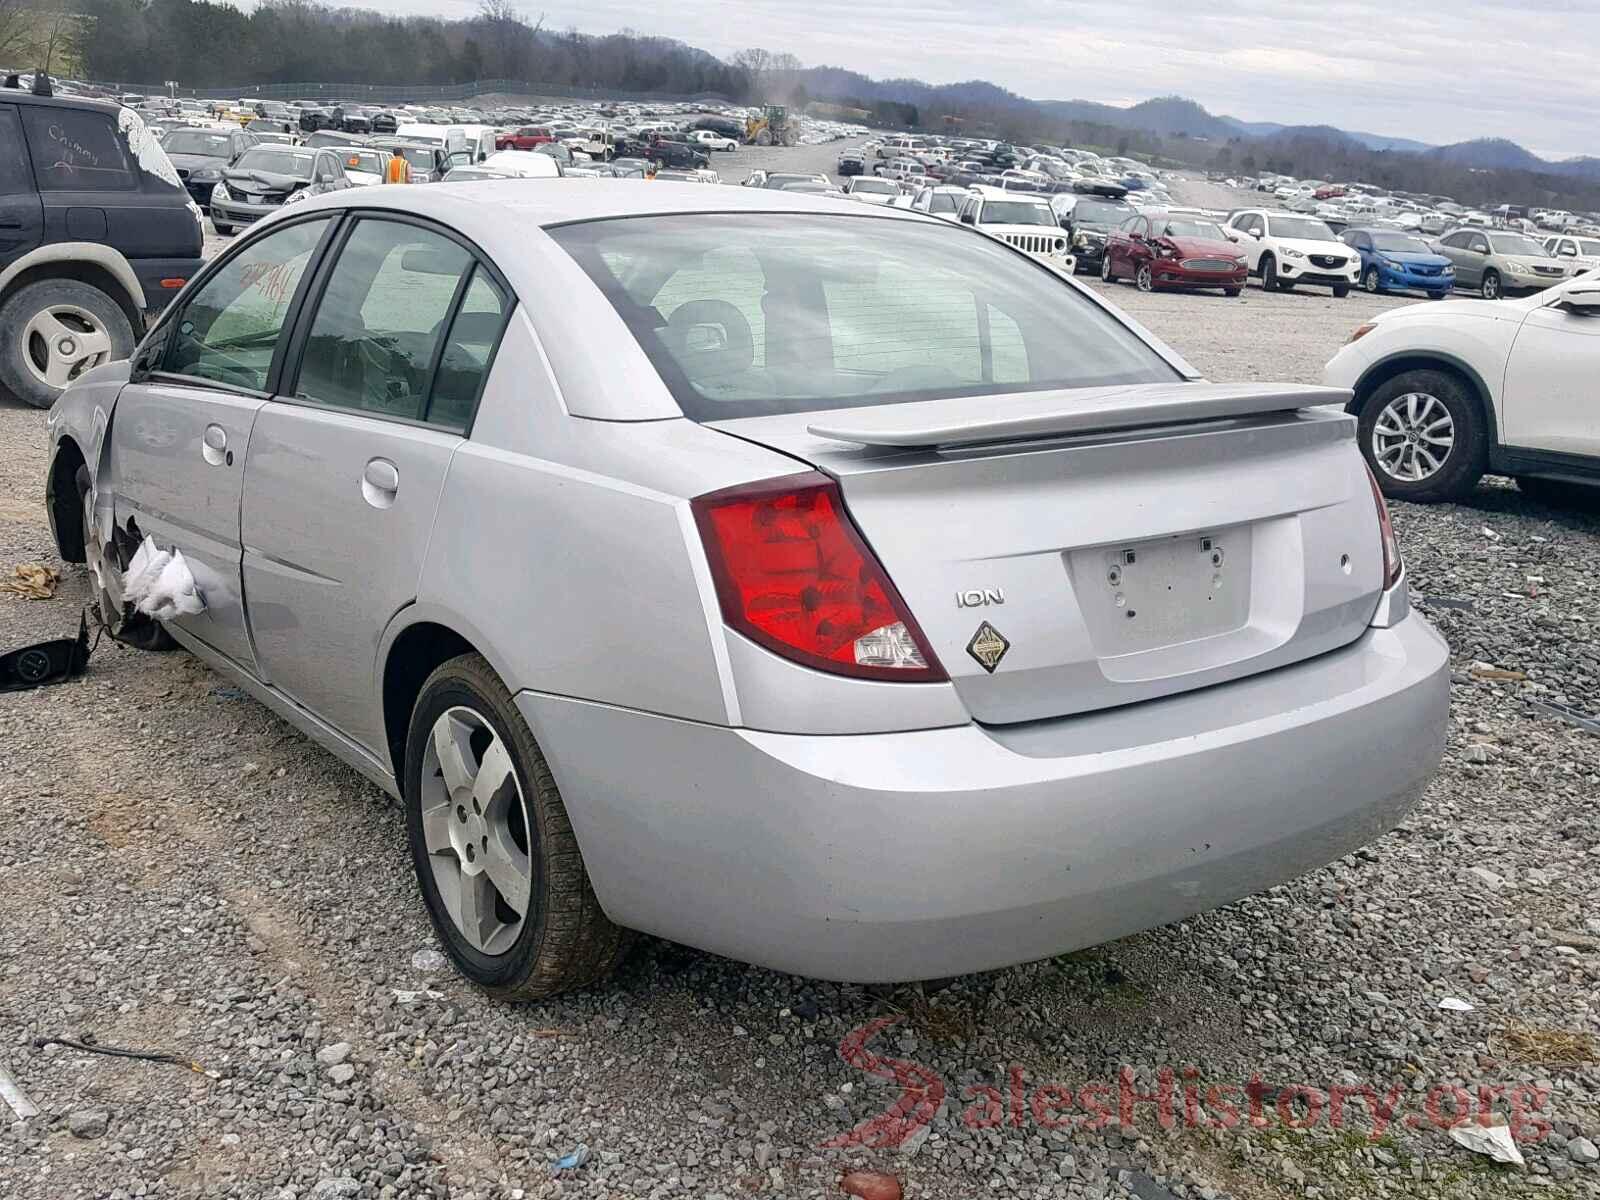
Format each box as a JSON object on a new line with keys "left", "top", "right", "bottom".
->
{"left": 212, "top": 222, "right": 233, "bottom": 237}
{"left": 1356, "top": 369, "right": 1487, "bottom": 502}
{"left": 1223, "top": 287, "right": 1241, "bottom": 297}
{"left": 404, "top": 653, "right": 629, "bottom": 999}
{"left": 0, "top": 279, "right": 135, "bottom": 409}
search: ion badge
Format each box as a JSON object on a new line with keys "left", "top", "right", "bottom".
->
{"left": 966, "top": 622, "right": 1010, "bottom": 673}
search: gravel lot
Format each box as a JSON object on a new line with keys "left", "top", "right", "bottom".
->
{"left": 2, "top": 155, "right": 1599, "bottom": 1200}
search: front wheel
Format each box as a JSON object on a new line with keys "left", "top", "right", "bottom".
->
{"left": 1357, "top": 369, "right": 1487, "bottom": 502}
{"left": 1362, "top": 266, "right": 1382, "bottom": 293}
{"left": 1260, "top": 255, "right": 1279, "bottom": 292}
{"left": 404, "top": 653, "right": 629, "bottom": 999}
{"left": 1480, "top": 270, "right": 1501, "bottom": 300}
{"left": 1332, "top": 283, "right": 1351, "bottom": 298}
{"left": 1223, "top": 287, "right": 1242, "bottom": 297}
{"left": 1135, "top": 263, "right": 1154, "bottom": 292}
{"left": 212, "top": 222, "right": 234, "bottom": 237}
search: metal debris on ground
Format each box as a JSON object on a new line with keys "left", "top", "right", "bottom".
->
{"left": 1416, "top": 594, "right": 1475, "bottom": 611}
{"left": 1528, "top": 700, "right": 1600, "bottom": 736}
{"left": 410, "top": 947, "right": 447, "bottom": 972}
{"left": 34, "top": 1033, "right": 218, "bottom": 1078}
{"left": 0, "top": 562, "right": 59, "bottom": 599}
{"left": 1448, "top": 1122, "right": 1525, "bottom": 1166}
{"left": 0, "top": 1062, "right": 38, "bottom": 1118}
{"left": 1438, "top": 997, "right": 1475, "bottom": 1012}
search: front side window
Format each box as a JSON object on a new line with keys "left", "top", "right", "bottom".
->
{"left": 23, "top": 107, "right": 134, "bottom": 191}
{"left": 551, "top": 213, "right": 1177, "bottom": 421}
{"left": 428, "top": 269, "right": 509, "bottom": 431}
{"left": 166, "top": 217, "right": 331, "bottom": 390}
{"left": 293, "top": 219, "right": 474, "bottom": 420}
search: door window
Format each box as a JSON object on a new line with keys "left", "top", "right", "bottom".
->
{"left": 292, "top": 218, "right": 476, "bottom": 420}
{"left": 1468, "top": 235, "right": 1489, "bottom": 254}
{"left": 165, "top": 216, "right": 332, "bottom": 391}
{"left": 0, "top": 106, "right": 33, "bottom": 194}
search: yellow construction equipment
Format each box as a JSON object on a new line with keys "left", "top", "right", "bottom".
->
{"left": 744, "top": 104, "right": 798, "bottom": 147}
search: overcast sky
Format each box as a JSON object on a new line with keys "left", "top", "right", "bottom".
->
{"left": 398, "top": 0, "right": 1594, "bottom": 159}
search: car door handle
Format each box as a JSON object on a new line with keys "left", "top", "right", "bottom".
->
{"left": 202, "top": 423, "right": 229, "bottom": 466}
{"left": 0, "top": 219, "right": 22, "bottom": 229}
{"left": 362, "top": 458, "right": 399, "bottom": 508}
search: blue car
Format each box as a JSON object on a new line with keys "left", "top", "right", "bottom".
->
{"left": 1342, "top": 229, "right": 1455, "bottom": 299}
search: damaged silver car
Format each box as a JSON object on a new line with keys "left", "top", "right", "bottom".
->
{"left": 46, "top": 183, "right": 1449, "bottom": 998}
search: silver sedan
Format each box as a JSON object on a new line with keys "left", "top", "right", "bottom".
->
{"left": 46, "top": 182, "right": 1449, "bottom": 997}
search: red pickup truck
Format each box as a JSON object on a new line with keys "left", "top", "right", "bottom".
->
{"left": 495, "top": 126, "right": 555, "bottom": 151}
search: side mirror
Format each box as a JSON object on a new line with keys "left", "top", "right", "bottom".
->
{"left": 1560, "top": 247, "right": 1577, "bottom": 257}
{"left": 1249, "top": 228, "right": 1262, "bottom": 239}
{"left": 1129, "top": 232, "right": 1144, "bottom": 242}
{"left": 1557, "top": 287, "right": 1600, "bottom": 315}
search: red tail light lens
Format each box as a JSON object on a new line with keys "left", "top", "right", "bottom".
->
{"left": 1365, "top": 464, "right": 1403, "bottom": 588}
{"left": 692, "top": 473, "right": 947, "bottom": 682}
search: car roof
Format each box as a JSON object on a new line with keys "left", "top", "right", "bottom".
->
{"left": 282, "top": 178, "right": 936, "bottom": 230}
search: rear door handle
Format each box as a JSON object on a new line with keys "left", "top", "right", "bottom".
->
{"left": 362, "top": 457, "right": 399, "bottom": 508}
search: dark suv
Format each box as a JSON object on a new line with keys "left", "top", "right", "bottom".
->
{"left": 0, "top": 87, "right": 203, "bottom": 407}
{"left": 648, "top": 137, "right": 711, "bottom": 170}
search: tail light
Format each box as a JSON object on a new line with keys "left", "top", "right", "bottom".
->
{"left": 1365, "top": 464, "right": 1403, "bottom": 588}
{"left": 692, "top": 473, "right": 947, "bottom": 682}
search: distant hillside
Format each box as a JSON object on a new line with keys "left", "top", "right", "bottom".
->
{"left": 1038, "top": 95, "right": 1236, "bottom": 140}
{"left": 1427, "top": 137, "right": 1548, "bottom": 171}
{"left": 1220, "top": 117, "right": 1432, "bottom": 153}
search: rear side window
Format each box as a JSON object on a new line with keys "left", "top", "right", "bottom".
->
{"left": 428, "top": 269, "right": 509, "bottom": 431}
{"left": 23, "top": 106, "right": 134, "bottom": 191}
{"left": 551, "top": 213, "right": 1176, "bottom": 421}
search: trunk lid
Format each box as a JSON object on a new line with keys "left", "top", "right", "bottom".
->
{"left": 710, "top": 382, "right": 1385, "bottom": 724}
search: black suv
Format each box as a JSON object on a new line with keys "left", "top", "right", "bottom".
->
{"left": 0, "top": 87, "right": 203, "bottom": 407}
{"left": 159, "top": 126, "right": 259, "bottom": 208}
{"left": 648, "top": 137, "right": 711, "bottom": 170}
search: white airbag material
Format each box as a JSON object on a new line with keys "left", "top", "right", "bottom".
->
{"left": 121, "top": 535, "right": 205, "bottom": 620}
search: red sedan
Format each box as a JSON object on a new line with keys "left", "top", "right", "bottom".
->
{"left": 1100, "top": 213, "right": 1248, "bottom": 295}
{"left": 496, "top": 126, "right": 555, "bottom": 151}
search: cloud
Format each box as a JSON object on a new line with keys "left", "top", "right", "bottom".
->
{"left": 370, "top": 0, "right": 1597, "bottom": 156}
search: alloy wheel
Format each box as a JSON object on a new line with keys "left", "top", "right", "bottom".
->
{"left": 1481, "top": 272, "right": 1500, "bottom": 300}
{"left": 1135, "top": 264, "right": 1153, "bottom": 292}
{"left": 1363, "top": 267, "right": 1380, "bottom": 293}
{"left": 23, "top": 304, "right": 114, "bottom": 391}
{"left": 1371, "top": 392, "right": 1455, "bottom": 482}
{"left": 1100, "top": 254, "right": 1113, "bottom": 282}
{"left": 418, "top": 706, "right": 534, "bottom": 956}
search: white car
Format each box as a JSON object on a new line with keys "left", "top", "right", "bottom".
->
{"left": 841, "top": 176, "right": 901, "bottom": 205}
{"left": 910, "top": 184, "right": 969, "bottom": 222}
{"left": 327, "top": 146, "right": 388, "bottom": 187}
{"left": 687, "top": 130, "right": 738, "bottom": 152}
{"left": 1323, "top": 272, "right": 1600, "bottom": 502}
{"left": 956, "top": 190, "right": 1074, "bottom": 266}
{"left": 1224, "top": 210, "right": 1360, "bottom": 295}
{"left": 480, "top": 150, "right": 562, "bottom": 179}
{"left": 1544, "top": 234, "right": 1600, "bottom": 274}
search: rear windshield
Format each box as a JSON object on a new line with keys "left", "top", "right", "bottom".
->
{"left": 163, "top": 130, "right": 234, "bottom": 156}
{"left": 550, "top": 213, "right": 1177, "bottom": 421}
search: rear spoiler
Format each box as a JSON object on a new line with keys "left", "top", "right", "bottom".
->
{"left": 806, "top": 382, "right": 1353, "bottom": 449}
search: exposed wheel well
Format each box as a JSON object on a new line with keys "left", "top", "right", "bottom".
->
{"left": 4, "top": 262, "right": 144, "bottom": 333}
{"left": 1348, "top": 355, "right": 1498, "bottom": 446}
{"left": 47, "top": 437, "right": 88, "bottom": 562}
{"left": 382, "top": 621, "right": 477, "bottom": 779}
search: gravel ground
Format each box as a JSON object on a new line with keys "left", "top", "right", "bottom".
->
{"left": 2, "top": 161, "right": 1599, "bottom": 1200}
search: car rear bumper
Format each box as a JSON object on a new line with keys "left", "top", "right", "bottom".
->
{"left": 520, "top": 611, "right": 1449, "bottom": 982}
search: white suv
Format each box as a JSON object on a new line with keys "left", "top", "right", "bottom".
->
{"left": 1324, "top": 272, "right": 1600, "bottom": 502}
{"left": 955, "top": 190, "right": 1074, "bottom": 265}
{"left": 1224, "top": 209, "right": 1360, "bottom": 296}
